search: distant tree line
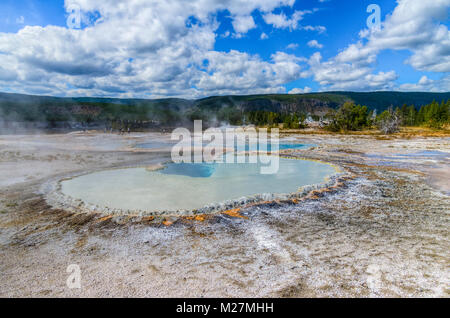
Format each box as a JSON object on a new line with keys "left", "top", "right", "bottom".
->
{"left": 105, "top": 99, "right": 449, "bottom": 133}
{"left": 403, "top": 100, "right": 450, "bottom": 128}
{"left": 325, "top": 100, "right": 450, "bottom": 133}
{"left": 243, "top": 99, "right": 450, "bottom": 134}
{"left": 246, "top": 111, "right": 307, "bottom": 129}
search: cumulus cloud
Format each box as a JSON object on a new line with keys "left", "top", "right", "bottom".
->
{"left": 286, "top": 43, "right": 299, "bottom": 50}
{"left": 288, "top": 87, "right": 312, "bottom": 94}
{"left": 0, "top": 0, "right": 448, "bottom": 98}
{"left": 345, "top": 0, "right": 450, "bottom": 72}
{"left": 232, "top": 15, "right": 256, "bottom": 36}
{"left": 301, "top": 25, "right": 326, "bottom": 33}
{"left": 262, "top": 9, "right": 324, "bottom": 32}
{"left": 399, "top": 75, "right": 450, "bottom": 92}
{"left": 0, "top": 0, "right": 302, "bottom": 98}
{"left": 195, "top": 50, "right": 304, "bottom": 95}
{"left": 263, "top": 11, "right": 299, "bottom": 29}
{"left": 305, "top": 52, "right": 398, "bottom": 91}
{"left": 304, "top": 0, "right": 450, "bottom": 91}
{"left": 307, "top": 40, "right": 323, "bottom": 49}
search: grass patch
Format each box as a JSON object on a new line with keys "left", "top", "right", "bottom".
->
{"left": 282, "top": 126, "right": 450, "bottom": 138}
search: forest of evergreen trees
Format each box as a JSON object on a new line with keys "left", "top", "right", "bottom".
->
{"left": 373, "top": 99, "right": 450, "bottom": 132}
{"left": 397, "top": 100, "right": 450, "bottom": 128}
{"left": 246, "top": 111, "right": 307, "bottom": 129}
{"left": 244, "top": 99, "right": 450, "bottom": 133}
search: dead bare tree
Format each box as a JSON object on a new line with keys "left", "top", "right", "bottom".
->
{"left": 377, "top": 107, "right": 400, "bottom": 134}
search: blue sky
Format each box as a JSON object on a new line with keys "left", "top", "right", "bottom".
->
{"left": 0, "top": 0, "right": 448, "bottom": 98}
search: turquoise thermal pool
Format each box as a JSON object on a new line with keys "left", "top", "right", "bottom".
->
{"left": 136, "top": 141, "right": 315, "bottom": 151}
{"left": 60, "top": 156, "right": 337, "bottom": 213}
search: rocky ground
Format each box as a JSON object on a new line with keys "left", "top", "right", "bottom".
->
{"left": 0, "top": 131, "right": 448, "bottom": 297}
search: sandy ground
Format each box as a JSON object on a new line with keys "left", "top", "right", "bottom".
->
{"left": 0, "top": 131, "right": 449, "bottom": 297}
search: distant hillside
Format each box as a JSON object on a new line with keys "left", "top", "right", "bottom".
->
{"left": 0, "top": 91, "right": 449, "bottom": 129}
{"left": 326, "top": 91, "right": 450, "bottom": 111}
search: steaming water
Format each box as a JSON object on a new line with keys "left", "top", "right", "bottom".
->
{"left": 61, "top": 156, "right": 336, "bottom": 212}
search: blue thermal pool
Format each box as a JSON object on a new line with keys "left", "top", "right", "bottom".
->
{"left": 136, "top": 141, "right": 314, "bottom": 151}
{"left": 60, "top": 156, "right": 336, "bottom": 213}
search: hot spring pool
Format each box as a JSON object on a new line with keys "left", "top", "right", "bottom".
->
{"left": 60, "top": 157, "right": 337, "bottom": 214}
{"left": 135, "top": 141, "right": 314, "bottom": 151}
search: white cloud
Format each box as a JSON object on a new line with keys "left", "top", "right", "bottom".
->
{"left": 232, "top": 15, "right": 256, "bottom": 35}
{"left": 263, "top": 9, "right": 324, "bottom": 32}
{"left": 305, "top": 52, "right": 398, "bottom": 91}
{"left": 307, "top": 40, "right": 323, "bottom": 49}
{"left": 0, "top": 0, "right": 304, "bottom": 98}
{"left": 304, "top": 0, "right": 450, "bottom": 92}
{"left": 194, "top": 50, "right": 303, "bottom": 95}
{"left": 263, "top": 12, "right": 295, "bottom": 29}
{"left": 346, "top": 0, "right": 450, "bottom": 72}
{"left": 301, "top": 25, "right": 326, "bottom": 33}
{"left": 399, "top": 75, "right": 450, "bottom": 92}
{"left": 286, "top": 43, "right": 298, "bottom": 50}
{"left": 0, "top": 0, "right": 448, "bottom": 98}
{"left": 288, "top": 87, "right": 312, "bottom": 94}
{"left": 260, "top": 32, "right": 269, "bottom": 40}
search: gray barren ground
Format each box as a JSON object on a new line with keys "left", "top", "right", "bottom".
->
{"left": 0, "top": 132, "right": 448, "bottom": 297}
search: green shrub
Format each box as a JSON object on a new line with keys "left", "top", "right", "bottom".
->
{"left": 326, "top": 102, "right": 370, "bottom": 132}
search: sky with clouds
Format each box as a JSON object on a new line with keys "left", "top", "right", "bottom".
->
{"left": 0, "top": 0, "right": 448, "bottom": 99}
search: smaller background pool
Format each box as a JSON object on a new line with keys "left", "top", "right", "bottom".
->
{"left": 136, "top": 141, "right": 314, "bottom": 151}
